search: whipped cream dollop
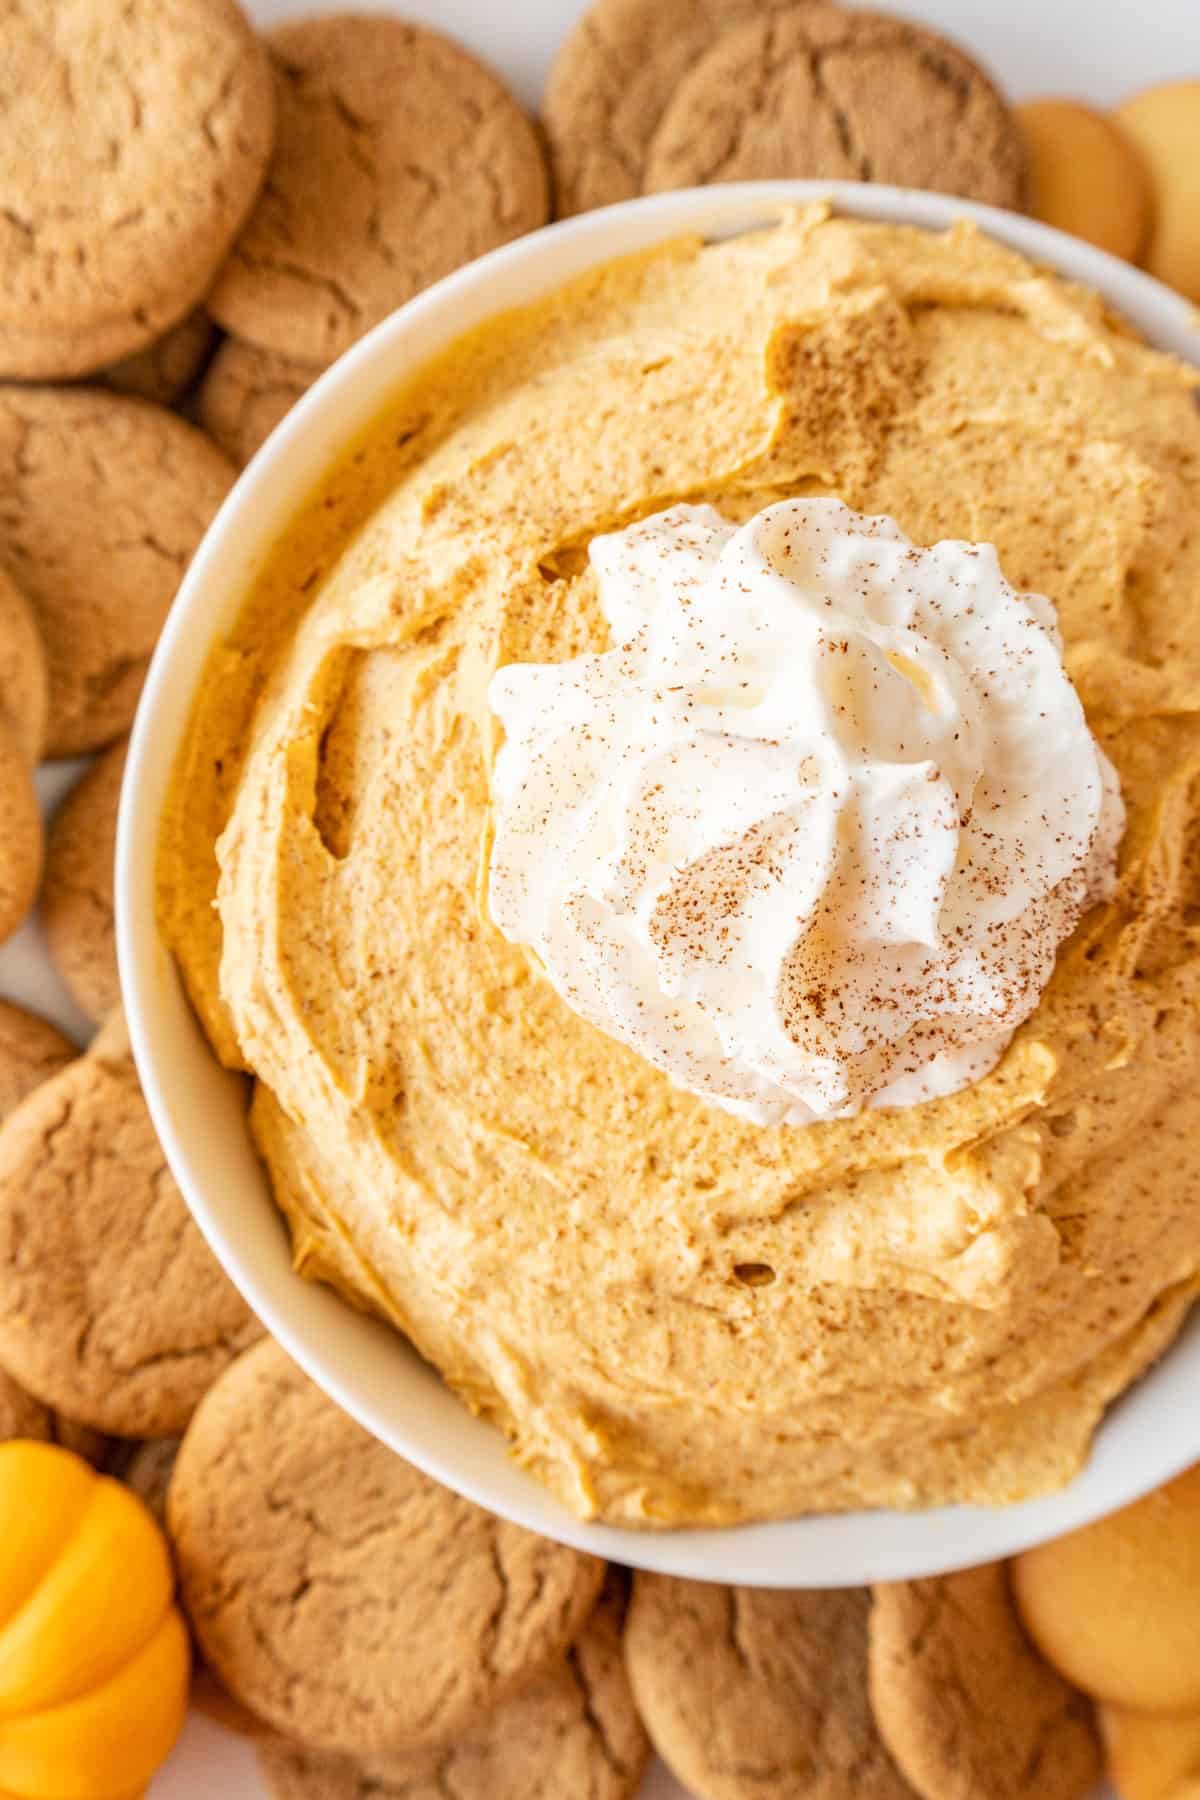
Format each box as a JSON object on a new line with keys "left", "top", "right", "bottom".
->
{"left": 487, "top": 500, "right": 1123, "bottom": 1126}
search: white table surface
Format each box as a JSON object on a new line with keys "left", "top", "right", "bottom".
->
{"left": 11, "top": 0, "right": 1188, "bottom": 1791}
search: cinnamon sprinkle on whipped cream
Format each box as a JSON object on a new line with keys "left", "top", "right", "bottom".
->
{"left": 487, "top": 499, "right": 1123, "bottom": 1126}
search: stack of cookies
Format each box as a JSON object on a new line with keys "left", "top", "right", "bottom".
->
{"left": 0, "top": 0, "right": 557, "bottom": 1010}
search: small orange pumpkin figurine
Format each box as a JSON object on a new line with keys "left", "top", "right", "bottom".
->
{"left": 0, "top": 1440, "right": 190, "bottom": 1799}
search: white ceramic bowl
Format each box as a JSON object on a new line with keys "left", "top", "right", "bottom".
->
{"left": 118, "top": 181, "right": 1200, "bottom": 1587}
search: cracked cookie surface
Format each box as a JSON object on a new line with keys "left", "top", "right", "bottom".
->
{"left": 207, "top": 15, "right": 549, "bottom": 365}
{"left": 169, "top": 1337, "right": 605, "bottom": 1757}
{"left": 0, "top": 997, "right": 74, "bottom": 1118}
{"left": 257, "top": 1574, "right": 647, "bottom": 1800}
{"left": 644, "top": 7, "right": 1027, "bottom": 203}
{"left": 625, "top": 1575, "right": 917, "bottom": 1799}
{"left": 0, "top": 719, "right": 41, "bottom": 945}
{"left": 42, "top": 735, "right": 127, "bottom": 1023}
{"left": 0, "top": 1008, "right": 261, "bottom": 1434}
{"left": 0, "top": 0, "right": 274, "bottom": 380}
{"left": 542, "top": 0, "right": 815, "bottom": 215}
{"left": 198, "top": 335, "right": 320, "bottom": 468}
{"left": 0, "top": 386, "right": 236, "bottom": 755}
{"left": 869, "top": 1564, "right": 1101, "bottom": 1800}
{"left": 0, "top": 563, "right": 48, "bottom": 764}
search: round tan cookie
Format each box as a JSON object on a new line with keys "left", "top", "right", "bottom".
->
{"left": 197, "top": 336, "right": 320, "bottom": 468}
{"left": 1017, "top": 100, "right": 1152, "bottom": 262}
{"left": 643, "top": 7, "right": 1027, "bottom": 206}
{"left": 624, "top": 1575, "right": 916, "bottom": 1800}
{"left": 257, "top": 1575, "right": 649, "bottom": 1800}
{"left": 543, "top": 0, "right": 811, "bottom": 215}
{"left": 1013, "top": 1463, "right": 1200, "bottom": 1714}
{"left": 0, "top": 998, "right": 74, "bottom": 1118}
{"left": 207, "top": 16, "right": 549, "bottom": 364}
{"left": 0, "top": 387, "right": 236, "bottom": 756}
{"left": 0, "top": 1366, "right": 107, "bottom": 1465}
{"left": 0, "top": 0, "right": 274, "bottom": 380}
{"left": 0, "top": 719, "right": 41, "bottom": 945}
{"left": 0, "top": 563, "right": 47, "bottom": 763}
{"left": 41, "top": 736, "right": 127, "bottom": 1023}
{"left": 1116, "top": 83, "right": 1200, "bottom": 302}
{"left": 869, "top": 1563, "right": 1101, "bottom": 1800}
{"left": 169, "top": 1337, "right": 605, "bottom": 1757}
{"left": 103, "top": 310, "right": 218, "bottom": 407}
{"left": 0, "top": 1009, "right": 261, "bottom": 1435}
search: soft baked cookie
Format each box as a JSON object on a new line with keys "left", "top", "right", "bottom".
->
{"left": 207, "top": 16, "right": 548, "bottom": 365}
{"left": 103, "top": 310, "right": 218, "bottom": 407}
{"left": 0, "top": 1009, "right": 261, "bottom": 1435}
{"left": 624, "top": 1575, "right": 916, "bottom": 1799}
{"left": 1102, "top": 1705, "right": 1200, "bottom": 1800}
{"left": 1013, "top": 1463, "right": 1200, "bottom": 1713}
{"left": 643, "top": 7, "right": 1028, "bottom": 205}
{"left": 42, "top": 736, "right": 127, "bottom": 1023}
{"left": 0, "top": 997, "right": 74, "bottom": 1118}
{"left": 0, "top": 719, "right": 41, "bottom": 944}
{"left": 0, "top": 563, "right": 48, "bottom": 763}
{"left": 1116, "top": 83, "right": 1200, "bottom": 302}
{"left": 197, "top": 337, "right": 320, "bottom": 468}
{"left": 0, "top": 0, "right": 274, "bottom": 380}
{"left": 169, "top": 1337, "right": 605, "bottom": 1756}
{"left": 0, "top": 387, "right": 236, "bottom": 756}
{"left": 257, "top": 1575, "right": 649, "bottom": 1800}
{"left": 543, "top": 0, "right": 810, "bottom": 215}
{"left": 869, "top": 1564, "right": 1101, "bottom": 1800}
{"left": 1016, "top": 100, "right": 1152, "bottom": 262}
{"left": 543, "top": 0, "right": 1024, "bottom": 213}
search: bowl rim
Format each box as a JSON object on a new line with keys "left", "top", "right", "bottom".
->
{"left": 118, "top": 180, "right": 1200, "bottom": 1587}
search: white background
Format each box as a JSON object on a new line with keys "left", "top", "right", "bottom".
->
{"left": 17, "top": 0, "right": 1190, "bottom": 1792}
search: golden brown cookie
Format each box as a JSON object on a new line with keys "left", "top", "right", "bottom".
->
{"left": 642, "top": 7, "right": 1027, "bottom": 205}
{"left": 0, "top": 0, "right": 274, "bottom": 381}
{"left": 1013, "top": 1463, "right": 1200, "bottom": 1714}
{"left": 169, "top": 1337, "right": 605, "bottom": 1756}
{"left": 207, "top": 16, "right": 549, "bottom": 364}
{"left": 103, "top": 310, "right": 218, "bottom": 407}
{"left": 1116, "top": 83, "right": 1200, "bottom": 302}
{"left": 0, "top": 718, "right": 41, "bottom": 945}
{"left": 1016, "top": 100, "right": 1152, "bottom": 262}
{"left": 0, "top": 1009, "right": 261, "bottom": 1435}
{"left": 624, "top": 1575, "right": 916, "bottom": 1800}
{"left": 0, "top": 1366, "right": 107, "bottom": 1465}
{"left": 1102, "top": 1704, "right": 1200, "bottom": 1800}
{"left": 197, "top": 336, "right": 320, "bottom": 468}
{"left": 0, "top": 387, "right": 236, "bottom": 756}
{"left": 0, "top": 563, "right": 47, "bottom": 764}
{"left": 543, "top": 0, "right": 806, "bottom": 215}
{"left": 869, "top": 1563, "right": 1101, "bottom": 1800}
{"left": 544, "top": 0, "right": 1024, "bottom": 214}
{"left": 0, "top": 997, "right": 74, "bottom": 1118}
{"left": 257, "top": 1575, "right": 649, "bottom": 1800}
{"left": 41, "top": 736, "right": 127, "bottom": 1024}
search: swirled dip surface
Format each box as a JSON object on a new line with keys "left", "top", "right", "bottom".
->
{"left": 488, "top": 498, "right": 1123, "bottom": 1125}
{"left": 160, "top": 209, "right": 1200, "bottom": 1527}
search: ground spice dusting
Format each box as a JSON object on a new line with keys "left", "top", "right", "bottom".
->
{"left": 488, "top": 496, "right": 1124, "bottom": 1126}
